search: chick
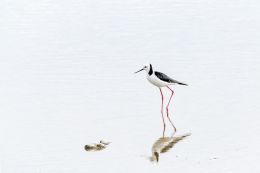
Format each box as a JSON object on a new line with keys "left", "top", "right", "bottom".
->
{"left": 84, "top": 140, "right": 110, "bottom": 151}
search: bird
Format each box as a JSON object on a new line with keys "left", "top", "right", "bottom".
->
{"left": 135, "top": 63, "right": 187, "bottom": 137}
{"left": 84, "top": 140, "right": 110, "bottom": 151}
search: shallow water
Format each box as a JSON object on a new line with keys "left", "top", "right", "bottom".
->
{"left": 1, "top": 0, "right": 260, "bottom": 172}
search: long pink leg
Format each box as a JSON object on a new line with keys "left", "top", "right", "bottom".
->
{"left": 166, "top": 86, "right": 177, "bottom": 134}
{"left": 159, "top": 88, "right": 166, "bottom": 137}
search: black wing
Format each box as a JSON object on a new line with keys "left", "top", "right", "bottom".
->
{"left": 154, "top": 71, "right": 187, "bottom": 85}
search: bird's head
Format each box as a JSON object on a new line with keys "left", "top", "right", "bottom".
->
{"left": 135, "top": 63, "right": 152, "bottom": 74}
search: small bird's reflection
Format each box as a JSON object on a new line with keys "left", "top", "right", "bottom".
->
{"left": 150, "top": 133, "right": 191, "bottom": 162}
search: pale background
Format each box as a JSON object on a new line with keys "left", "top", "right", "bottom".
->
{"left": 0, "top": 0, "right": 260, "bottom": 172}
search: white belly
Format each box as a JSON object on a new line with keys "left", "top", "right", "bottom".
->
{"left": 146, "top": 74, "right": 172, "bottom": 87}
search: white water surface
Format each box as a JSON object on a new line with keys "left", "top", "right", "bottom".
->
{"left": 0, "top": 0, "right": 260, "bottom": 172}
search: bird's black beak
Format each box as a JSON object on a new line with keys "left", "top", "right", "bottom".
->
{"left": 134, "top": 68, "right": 144, "bottom": 74}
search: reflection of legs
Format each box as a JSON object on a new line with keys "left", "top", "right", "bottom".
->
{"left": 166, "top": 86, "right": 177, "bottom": 134}
{"left": 159, "top": 88, "right": 166, "bottom": 137}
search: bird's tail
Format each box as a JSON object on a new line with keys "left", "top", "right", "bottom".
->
{"left": 177, "top": 82, "right": 188, "bottom": 86}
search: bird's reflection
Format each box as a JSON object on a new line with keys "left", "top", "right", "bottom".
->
{"left": 150, "top": 133, "right": 191, "bottom": 162}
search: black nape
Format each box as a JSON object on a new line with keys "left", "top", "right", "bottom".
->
{"left": 148, "top": 64, "right": 153, "bottom": 75}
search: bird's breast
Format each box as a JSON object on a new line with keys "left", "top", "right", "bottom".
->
{"left": 146, "top": 75, "right": 169, "bottom": 87}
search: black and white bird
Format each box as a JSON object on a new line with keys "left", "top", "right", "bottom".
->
{"left": 135, "top": 63, "right": 187, "bottom": 137}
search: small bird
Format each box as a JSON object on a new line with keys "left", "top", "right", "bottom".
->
{"left": 135, "top": 63, "right": 187, "bottom": 137}
{"left": 84, "top": 140, "right": 110, "bottom": 151}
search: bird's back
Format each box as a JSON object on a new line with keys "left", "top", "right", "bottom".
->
{"left": 154, "top": 71, "right": 188, "bottom": 86}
